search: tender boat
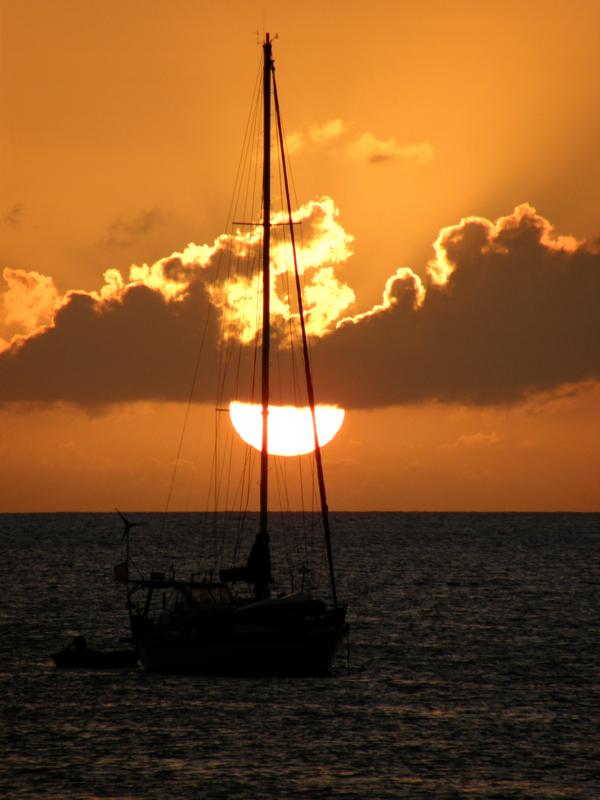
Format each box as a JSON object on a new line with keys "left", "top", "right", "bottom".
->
{"left": 52, "top": 635, "right": 138, "bottom": 669}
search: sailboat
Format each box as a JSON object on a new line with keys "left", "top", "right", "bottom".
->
{"left": 122, "top": 35, "right": 348, "bottom": 675}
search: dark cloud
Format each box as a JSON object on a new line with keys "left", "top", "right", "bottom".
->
{"left": 1, "top": 204, "right": 24, "bottom": 227}
{"left": 104, "top": 209, "right": 164, "bottom": 247}
{"left": 1, "top": 204, "right": 599, "bottom": 409}
{"left": 368, "top": 153, "right": 394, "bottom": 164}
{"left": 312, "top": 205, "right": 600, "bottom": 407}
{"left": 0, "top": 282, "right": 220, "bottom": 405}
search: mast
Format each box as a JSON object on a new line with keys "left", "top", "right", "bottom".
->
{"left": 255, "top": 36, "right": 338, "bottom": 608}
{"left": 259, "top": 34, "right": 272, "bottom": 545}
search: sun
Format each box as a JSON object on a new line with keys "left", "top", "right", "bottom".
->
{"left": 229, "top": 402, "right": 345, "bottom": 456}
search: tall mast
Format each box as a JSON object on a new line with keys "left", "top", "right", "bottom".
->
{"left": 259, "top": 34, "right": 272, "bottom": 542}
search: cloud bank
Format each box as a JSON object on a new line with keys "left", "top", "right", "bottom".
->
{"left": 1, "top": 202, "right": 599, "bottom": 409}
{"left": 313, "top": 204, "right": 600, "bottom": 406}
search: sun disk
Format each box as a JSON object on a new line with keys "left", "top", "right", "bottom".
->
{"left": 229, "top": 402, "right": 345, "bottom": 456}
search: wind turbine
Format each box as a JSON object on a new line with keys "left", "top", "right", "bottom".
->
{"left": 115, "top": 509, "right": 145, "bottom": 572}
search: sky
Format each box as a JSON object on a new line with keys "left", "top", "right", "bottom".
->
{"left": 1, "top": 0, "right": 600, "bottom": 511}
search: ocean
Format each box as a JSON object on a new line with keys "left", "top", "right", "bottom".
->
{"left": 1, "top": 512, "right": 598, "bottom": 799}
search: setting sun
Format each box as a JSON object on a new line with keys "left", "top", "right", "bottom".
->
{"left": 229, "top": 402, "right": 345, "bottom": 456}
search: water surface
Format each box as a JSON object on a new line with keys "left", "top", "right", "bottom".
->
{"left": 1, "top": 512, "right": 598, "bottom": 798}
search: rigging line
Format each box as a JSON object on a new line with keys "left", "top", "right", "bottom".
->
{"left": 232, "top": 446, "right": 255, "bottom": 561}
{"left": 273, "top": 485, "right": 293, "bottom": 577}
{"left": 258, "top": 35, "right": 273, "bottom": 545}
{"left": 246, "top": 62, "right": 264, "bottom": 390}
{"left": 269, "top": 80, "right": 311, "bottom": 535}
{"left": 159, "top": 65, "right": 263, "bottom": 545}
{"left": 218, "top": 94, "right": 261, "bottom": 428}
{"left": 159, "top": 272, "right": 216, "bottom": 546}
{"left": 217, "top": 228, "right": 257, "bottom": 522}
{"left": 219, "top": 424, "right": 235, "bottom": 559}
{"left": 226, "top": 325, "right": 250, "bottom": 522}
{"left": 209, "top": 410, "right": 220, "bottom": 519}
{"left": 242, "top": 84, "right": 263, "bottom": 240}
{"left": 227, "top": 174, "right": 262, "bottom": 537}
{"left": 272, "top": 65, "right": 339, "bottom": 608}
{"left": 223, "top": 219, "right": 261, "bottom": 557}
{"left": 270, "top": 156, "right": 302, "bottom": 539}
{"left": 210, "top": 67, "right": 260, "bottom": 472}
{"left": 218, "top": 423, "right": 240, "bottom": 570}
{"left": 274, "top": 125, "right": 299, "bottom": 398}
{"left": 213, "top": 65, "right": 261, "bottom": 424}
{"left": 274, "top": 453, "right": 291, "bottom": 513}
{"left": 226, "top": 63, "right": 262, "bottom": 234}
{"left": 274, "top": 146, "right": 309, "bottom": 528}
{"left": 215, "top": 414, "right": 233, "bottom": 514}
{"left": 230, "top": 220, "right": 260, "bottom": 409}
{"left": 212, "top": 415, "right": 238, "bottom": 571}
{"left": 229, "top": 254, "right": 260, "bottom": 552}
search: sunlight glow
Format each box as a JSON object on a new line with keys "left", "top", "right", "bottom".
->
{"left": 229, "top": 402, "right": 345, "bottom": 456}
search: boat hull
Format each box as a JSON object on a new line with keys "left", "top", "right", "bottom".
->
{"left": 52, "top": 648, "right": 139, "bottom": 669}
{"left": 135, "top": 625, "right": 348, "bottom": 676}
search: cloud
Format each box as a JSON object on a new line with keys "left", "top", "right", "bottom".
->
{"left": 1, "top": 204, "right": 24, "bottom": 227}
{"left": 0, "top": 269, "right": 61, "bottom": 347}
{"left": 1, "top": 202, "right": 599, "bottom": 409}
{"left": 285, "top": 131, "right": 307, "bottom": 154}
{"left": 208, "top": 197, "right": 355, "bottom": 342}
{"left": 285, "top": 119, "right": 346, "bottom": 154}
{"left": 103, "top": 209, "right": 165, "bottom": 247}
{"left": 309, "top": 119, "right": 346, "bottom": 143}
{"left": 0, "top": 281, "right": 221, "bottom": 405}
{"left": 0, "top": 198, "right": 354, "bottom": 406}
{"left": 346, "top": 133, "right": 434, "bottom": 165}
{"left": 310, "top": 203, "right": 600, "bottom": 407}
{"left": 285, "top": 120, "right": 432, "bottom": 167}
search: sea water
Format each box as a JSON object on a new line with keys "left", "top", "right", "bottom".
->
{"left": 0, "top": 512, "right": 598, "bottom": 799}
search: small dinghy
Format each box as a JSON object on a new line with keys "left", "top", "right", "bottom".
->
{"left": 51, "top": 635, "right": 138, "bottom": 669}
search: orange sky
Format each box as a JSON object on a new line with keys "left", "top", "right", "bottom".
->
{"left": 1, "top": 0, "right": 600, "bottom": 511}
